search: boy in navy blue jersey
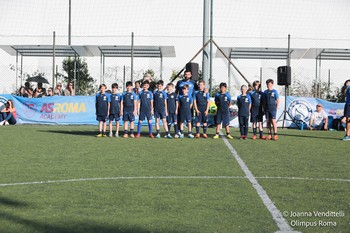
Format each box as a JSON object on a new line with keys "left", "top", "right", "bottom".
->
{"left": 193, "top": 80, "right": 210, "bottom": 138}
{"left": 237, "top": 85, "right": 252, "bottom": 139}
{"left": 249, "top": 80, "right": 265, "bottom": 140}
{"left": 166, "top": 83, "right": 179, "bottom": 138}
{"left": 213, "top": 83, "right": 233, "bottom": 139}
{"left": 263, "top": 79, "right": 280, "bottom": 140}
{"left": 154, "top": 80, "right": 172, "bottom": 139}
{"left": 95, "top": 84, "right": 110, "bottom": 137}
{"left": 121, "top": 81, "right": 138, "bottom": 138}
{"left": 109, "top": 83, "right": 121, "bottom": 137}
{"left": 177, "top": 85, "right": 194, "bottom": 138}
{"left": 342, "top": 79, "right": 350, "bottom": 140}
{"left": 136, "top": 80, "right": 154, "bottom": 138}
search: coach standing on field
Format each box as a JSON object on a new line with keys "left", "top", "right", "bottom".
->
{"left": 175, "top": 70, "right": 198, "bottom": 97}
{"left": 175, "top": 70, "right": 198, "bottom": 133}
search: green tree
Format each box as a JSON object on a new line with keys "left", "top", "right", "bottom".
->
{"left": 62, "top": 57, "right": 96, "bottom": 95}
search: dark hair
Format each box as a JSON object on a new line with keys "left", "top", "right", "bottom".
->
{"left": 252, "top": 80, "right": 260, "bottom": 89}
{"left": 184, "top": 70, "right": 192, "bottom": 74}
{"left": 38, "top": 82, "right": 43, "bottom": 88}
{"left": 182, "top": 84, "right": 189, "bottom": 90}
{"left": 157, "top": 80, "right": 164, "bottom": 85}
{"left": 143, "top": 80, "right": 150, "bottom": 85}
{"left": 112, "top": 83, "right": 118, "bottom": 89}
{"left": 198, "top": 80, "right": 205, "bottom": 85}
{"left": 126, "top": 81, "right": 133, "bottom": 87}
{"left": 341, "top": 79, "right": 350, "bottom": 95}
{"left": 219, "top": 82, "right": 227, "bottom": 88}
{"left": 24, "top": 82, "right": 30, "bottom": 88}
{"left": 167, "top": 83, "right": 174, "bottom": 87}
{"left": 135, "top": 81, "right": 141, "bottom": 85}
{"left": 99, "top": 84, "right": 107, "bottom": 90}
{"left": 266, "top": 79, "right": 274, "bottom": 85}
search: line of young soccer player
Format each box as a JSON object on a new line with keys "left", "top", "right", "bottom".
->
{"left": 95, "top": 77, "right": 280, "bottom": 140}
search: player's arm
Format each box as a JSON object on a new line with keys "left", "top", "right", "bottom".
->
{"left": 248, "top": 96, "right": 252, "bottom": 111}
{"left": 193, "top": 96, "right": 199, "bottom": 115}
{"left": 189, "top": 96, "right": 193, "bottom": 109}
{"left": 228, "top": 94, "right": 232, "bottom": 108}
{"left": 151, "top": 100, "right": 154, "bottom": 115}
{"left": 107, "top": 102, "right": 110, "bottom": 116}
{"left": 120, "top": 95, "right": 124, "bottom": 116}
{"left": 164, "top": 99, "right": 168, "bottom": 116}
{"left": 175, "top": 99, "right": 179, "bottom": 115}
{"left": 275, "top": 91, "right": 280, "bottom": 108}
{"left": 137, "top": 98, "right": 141, "bottom": 115}
{"left": 205, "top": 95, "right": 210, "bottom": 116}
{"left": 133, "top": 99, "right": 138, "bottom": 116}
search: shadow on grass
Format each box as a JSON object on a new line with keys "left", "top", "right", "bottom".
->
{"left": 0, "top": 196, "right": 29, "bottom": 207}
{"left": 37, "top": 130, "right": 217, "bottom": 138}
{"left": 277, "top": 130, "right": 343, "bottom": 141}
{"left": 37, "top": 130, "right": 97, "bottom": 137}
{"left": 0, "top": 211, "right": 188, "bottom": 233}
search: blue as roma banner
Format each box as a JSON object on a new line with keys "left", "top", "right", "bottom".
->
{"left": 2, "top": 95, "right": 96, "bottom": 125}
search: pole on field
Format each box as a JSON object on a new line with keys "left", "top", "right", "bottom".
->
{"left": 202, "top": 0, "right": 210, "bottom": 86}
{"left": 52, "top": 31, "right": 56, "bottom": 88}
{"left": 209, "top": 0, "right": 213, "bottom": 94}
{"left": 131, "top": 32, "right": 134, "bottom": 84}
{"left": 282, "top": 34, "right": 291, "bottom": 129}
{"left": 68, "top": 0, "right": 71, "bottom": 45}
{"left": 16, "top": 51, "right": 18, "bottom": 91}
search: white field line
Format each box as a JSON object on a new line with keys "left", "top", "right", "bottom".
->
{"left": 257, "top": 176, "right": 350, "bottom": 182}
{"left": 219, "top": 132, "right": 300, "bottom": 233}
{"left": 0, "top": 176, "right": 246, "bottom": 187}
{"left": 0, "top": 175, "right": 348, "bottom": 188}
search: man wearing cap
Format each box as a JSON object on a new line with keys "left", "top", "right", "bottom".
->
{"left": 308, "top": 104, "right": 328, "bottom": 130}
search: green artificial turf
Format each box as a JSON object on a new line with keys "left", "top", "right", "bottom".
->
{"left": 1, "top": 126, "right": 349, "bottom": 232}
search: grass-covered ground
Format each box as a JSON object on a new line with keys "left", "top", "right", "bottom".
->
{"left": 0, "top": 125, "right": 349, "bottom": 233}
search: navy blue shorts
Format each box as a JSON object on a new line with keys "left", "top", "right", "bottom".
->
{"left": 139, "top": 111, "right": 152, "bottom": 121}
{"left": 166, "top": 113, "right": 177, "bottom": 124}
{"left": 109, "top": 114, "right": 120, "bottom": 121}
{"left": 123, "top": 111, "right": 135, "bottom": 122}
{"left": 96, "top": 115, "right": 108, "bottom": 122}
{"left": 265, "top": 110, "right": 277, "bottom": 120}
{"left": 216, "top": 111, "right": 230, "bottom": 126}
{"left": 154, "top": 111, "right": 166, "bottom": 119}
{"left": 250, "top": 113, "right": 263, "bottom": 123}
{"left": 344, "top": 103, "right": 350, "bottom": 118}
{"left": 195, "top": 111, "right": 208, "bottom": 124}
{"left": 179, "top": 112, "right": 192, "bottom": 123}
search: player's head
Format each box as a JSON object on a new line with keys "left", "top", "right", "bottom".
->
{"left": 166, "top": 83, "right": 174, "bottom": 92}
{"left": 344, "top": 79, "right": 350, "bottom": 87}
{"left": 252, "top": 80, "right": 261, "bottom": 91}
{"left": 111, "top": 83, "right": 118, "bottom": 93}
{"left": 126, "top": 81, "right": 133, "bottom": 91}
{"left": 266, "top": 79, "right": 274, "bottom": 89}
{"left": 316, "top": 103, "right": 323, "bottom": 112}
{"left": 219, "top": 82, "right": 227, "bottom": 93}
{"left": 241, "top": 84, "right": 247, "bottom": 93}
{"left": 142, "top": 80, "right": 150, "bottom": 90}
{"left": 135, "top": 81, "right": 141, "bottom": 88}
{"left": 182, "top": 84, "right": 189, "bottom": 95}
{"left": 198, "top": 80, "right": 205, "bottom": 90}
{"left": 184, "top": 70, "right": 192, "bottom": 80}
{"left": 157, "top": 80, "right": 164, "bottom": 90}
{"left": 99, "top": 84, "right": 107, "bottom": 92}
